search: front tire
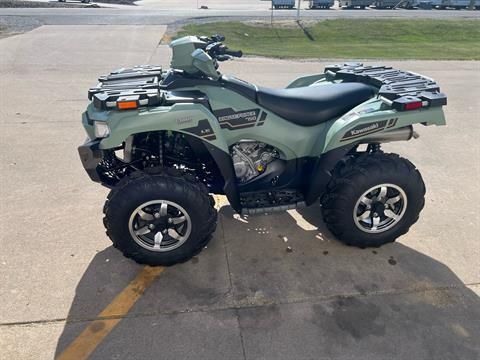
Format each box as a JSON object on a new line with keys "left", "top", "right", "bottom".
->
{"left": 321, "top": 153, "right": 425, "bottom": 248}
{"left": 103, "top": 169, "right": 217, "bottom": 266}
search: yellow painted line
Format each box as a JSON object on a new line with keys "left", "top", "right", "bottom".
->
{"left": 57, "top": 266, "right": 165, "bottom": 360}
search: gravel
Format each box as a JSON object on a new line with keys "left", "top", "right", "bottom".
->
{"left": 95, "top": 0, "right": 137, "bottom": 4}
{"left": 0, "top": 0, "right": 136, "bottom": 37}
{"left": 0, "top": 0, "right": 92, "bottom": 8}
{"left": 0, "top": 0, "right": 137, "bottom": 7}
{"left": 0, "top": 15, "right": 43, "bottom": 36}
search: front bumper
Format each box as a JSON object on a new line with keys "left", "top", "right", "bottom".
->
{"left": 78, "top": 138, "right": 104, "bottom": 183}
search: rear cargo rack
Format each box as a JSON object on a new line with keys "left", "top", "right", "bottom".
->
{"left": 325, "top": 63, "right": 447, "bottom": 109}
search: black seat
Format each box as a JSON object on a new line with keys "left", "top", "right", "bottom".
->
{"left": 257, "top": 83, "right": 374, "bottom": 126}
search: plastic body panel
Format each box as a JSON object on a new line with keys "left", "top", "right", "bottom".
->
{"left": 323, "top": 98, "right": 446, "bottom": 152}
{"left": 87, "top": 81, "right": 445, "bottom": 159}
{"left": 191, "top": 49, "right": 219, "bottom": 80}
{"left": 80, "top": 48, "right": 448, "bottom": 209}
{"left": 169, "top": 36, "right": 206, "bottom": 74}
{"left": 286, "top": 73, "right": 327, "bottom": 89}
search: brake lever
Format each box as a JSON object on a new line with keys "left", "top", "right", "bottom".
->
{"left": 211, "top": 34, "right": 225, "bottom": 42}
{"left": 205, "top": 42, "right": 222, "bottom": 57}
{"left": 205, "top": 42, "right": 219, "bottom": 51}
{"left": 216, "top": 55, "right": 233, "bottom": 62}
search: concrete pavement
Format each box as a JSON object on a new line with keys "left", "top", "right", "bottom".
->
{"left": 0, "top": 25, "right": 479, "bottom": 360}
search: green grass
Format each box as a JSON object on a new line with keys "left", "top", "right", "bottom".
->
{"left": 176, "top": 19, "right": 480, "bottom": 60}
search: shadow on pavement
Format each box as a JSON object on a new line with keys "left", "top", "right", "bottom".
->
{"left": 55, "top": 204, "right": 480, "bottom": 360}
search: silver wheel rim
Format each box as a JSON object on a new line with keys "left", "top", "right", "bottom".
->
{"left": 128, "top": 200, "right": 192, "bottom": 252}
{"left": 353, "top": 183, "right": 407, "bottom": 234}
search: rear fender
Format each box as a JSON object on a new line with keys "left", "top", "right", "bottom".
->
{"left": 286, "top": 73, "right": 327, "bottom": 88}
{"left": 323, "top": 98, "right": 446, "bottom": 153}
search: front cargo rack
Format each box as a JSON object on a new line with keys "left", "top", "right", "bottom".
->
{"left": 88, "top": 65, "right": 164, "bottom": 110}
{"left": 91, "top": 88, "right": 163, "bottom": 111}
{"left": 325, "top": 63, "right": 447, "bottom": 110}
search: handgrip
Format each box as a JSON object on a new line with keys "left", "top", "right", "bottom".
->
{"left": 224, "top": 49, "right": 243, "bottom": 58}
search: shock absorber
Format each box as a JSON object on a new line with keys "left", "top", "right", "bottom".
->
{"left": 367, "top": 143, "right": 382, "bottom": 153}
{"left": 158, "top": 131, "right": 164, "bottom": 166}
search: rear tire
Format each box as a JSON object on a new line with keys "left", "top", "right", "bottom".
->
{"left": 103, "top": 169, "right": 217, "bottom": 266}
{"left": 321, "top": 152, "right": 425, "bottom": 248}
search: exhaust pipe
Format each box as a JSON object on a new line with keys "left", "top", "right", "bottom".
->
{"left": 360, "top": 125, "right": 419, "bottom": 144}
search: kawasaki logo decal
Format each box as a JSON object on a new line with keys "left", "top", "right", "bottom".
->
{"left": 351, "top": 123, "right": 379, "bottom": 135}
{"left": 341, "top": 119, "right": 396, "bottom": 141}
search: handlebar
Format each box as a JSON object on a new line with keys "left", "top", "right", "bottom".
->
{"left": 203, "top": 34, "right": 243, "bottom": 61}
{"left": 199, "top": 34, "right": 225, "bottom": 43}
{"left": 211, "top": 34, "right": 225, "bottom": 42}
{"left": 224, "top": 49, "right": 243, "bottom": 58}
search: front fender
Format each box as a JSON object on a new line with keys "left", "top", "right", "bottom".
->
{"left": 91, "top": 103, "right": 242, "bottom": 211}
{"left": 97, "top": 103, "right": 228, "bottom": 152}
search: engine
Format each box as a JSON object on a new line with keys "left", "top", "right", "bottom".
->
{"left": 231, "top": 140, "right": 279, "bottom": 183}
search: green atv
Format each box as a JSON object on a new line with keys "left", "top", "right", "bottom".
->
{"left": 78, "top": 34, "right": 447, "bottom": 266}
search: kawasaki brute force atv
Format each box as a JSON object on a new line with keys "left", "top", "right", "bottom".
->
{"left": 78, "top": 35, "right": 447, "bottom": 266}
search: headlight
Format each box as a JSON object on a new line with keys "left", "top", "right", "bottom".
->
{"left": 94, "top": 121, "right": 110, "bottom": 138}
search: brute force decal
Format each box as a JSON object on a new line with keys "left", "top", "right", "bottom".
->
{"left": 213, "top": 108, "right": 260, "bottom": 130}
{"left": 182, "top": 119, "right": 216, "bottom": 141}
{"left": 257, "top": 111, "right": 267, "bottom": 126}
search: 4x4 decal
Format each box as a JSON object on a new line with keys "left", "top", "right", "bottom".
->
{"left": 182, "top": 119, "right": 216, "bottom": 141}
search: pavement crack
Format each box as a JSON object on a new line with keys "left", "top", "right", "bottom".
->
{"left": 2, "top": 282, "right": 476, "bottom": 328}
{"left": 220, "top": 212, "right": 235, "bottom": 298}
{"left": 235, "top": 308, "right": 248, "bottom": 360}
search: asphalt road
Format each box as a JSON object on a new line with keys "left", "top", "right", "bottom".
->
{"left": 1, "top": 6, "right": 479, "bottom": 29}
{"left": 1, "top": 0, "right": 479, "bottom": 35}
{"left": 0, "top": 24, "right": 479, "bottom": 360}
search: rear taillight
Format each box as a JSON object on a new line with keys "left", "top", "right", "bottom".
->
{"left": 404, "top": 101, "right": 423, "bottom": 111}
{"left": 392, "top": 96, "right": 423, "bottom": 111}
{"left": 392, "top": 92, "right": 446, "bottom": 112}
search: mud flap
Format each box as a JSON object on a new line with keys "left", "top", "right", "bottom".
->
{"left": 304, "top": 145, "right": 354, "bottom": 206}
